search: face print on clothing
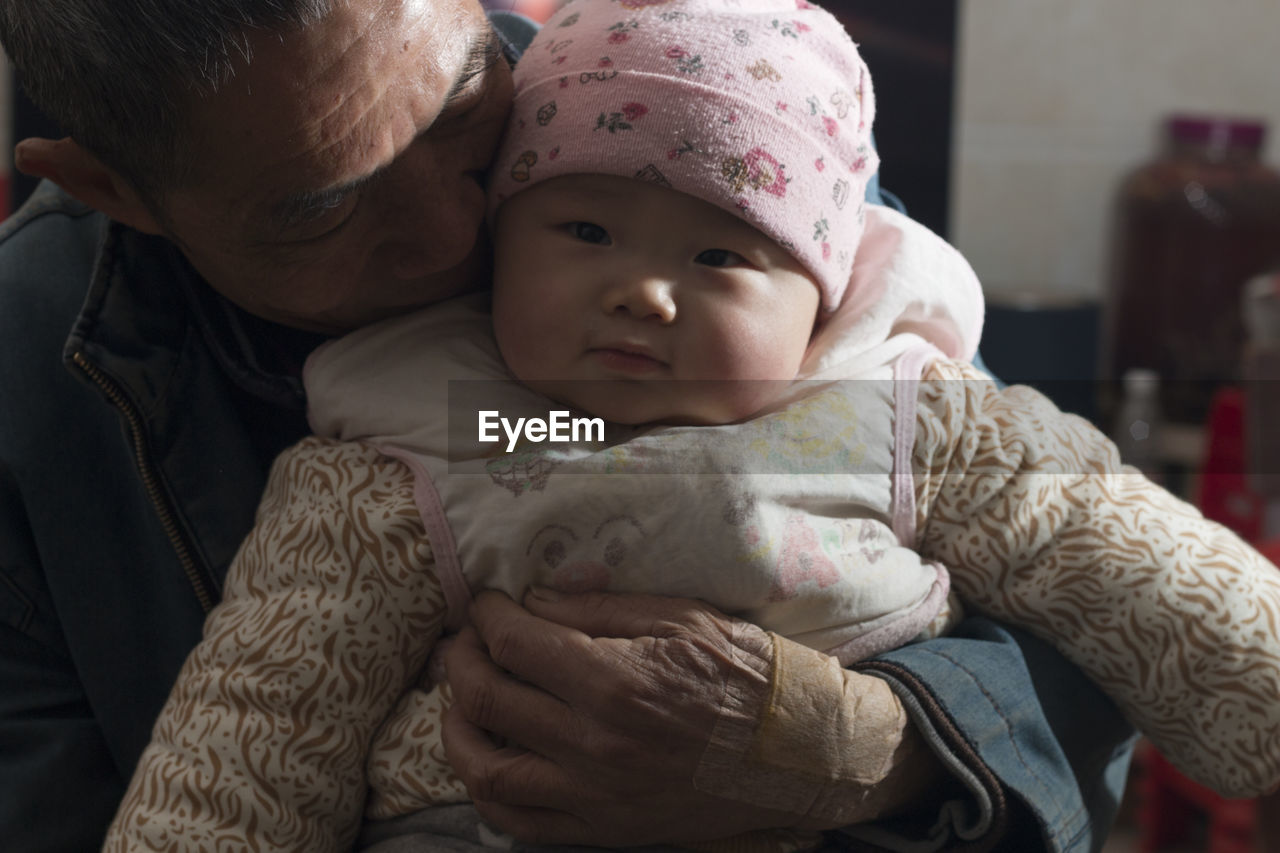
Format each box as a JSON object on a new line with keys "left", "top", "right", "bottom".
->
{"left": 486, "top": 450, "right": 560, "bottom": 496}
{"left": 525, "top": 515, "right": 648, "bottom": 593}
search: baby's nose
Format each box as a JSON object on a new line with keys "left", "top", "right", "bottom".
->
{"left": 604, "top": 276, "right": 677, "bottom": 323}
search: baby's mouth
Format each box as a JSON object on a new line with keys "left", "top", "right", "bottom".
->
{"left": 588, "top": 345, "right": 667, "bottom": 374}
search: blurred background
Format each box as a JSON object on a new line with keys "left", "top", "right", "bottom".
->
{"left": 5, "top": 4, "right": 1280, "bottom": 847}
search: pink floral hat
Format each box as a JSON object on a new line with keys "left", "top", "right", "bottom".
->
{"left": 487, "top": 0, "right": 879, "bottom": 311}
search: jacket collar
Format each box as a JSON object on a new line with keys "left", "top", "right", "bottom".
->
{"left": 67, "top": 220, "right": 319, "bottom": 413}
{"left": 64, "top": 218, "right": 317, "bottom": 596}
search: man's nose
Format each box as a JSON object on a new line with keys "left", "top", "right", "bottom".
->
{"left": 602, "top": 275, "right": 678, "bottom": 323}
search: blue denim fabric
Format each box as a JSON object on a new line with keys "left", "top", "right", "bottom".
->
{"left": 856, "top": 621, "right": 1136, "bottom": 852}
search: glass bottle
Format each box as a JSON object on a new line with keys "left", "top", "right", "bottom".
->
{"left": 1112, "top": 368, "right": 1163, "bottom": 479}
{"left": 1102, "top": 115, "right": 1280, "bottom": 427}
{"left": 1243, "top": 270, "right": 1280, "bottom": 536}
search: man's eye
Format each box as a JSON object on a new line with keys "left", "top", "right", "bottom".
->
{"left": 272, "top": 193, "right": 362, "bottom": 245}
{"left": 695, "top": 248, "right": 746, "bottom": 267}
{"left": 437, "top": 83, "right": 487, "bottom": 126}
{"left": 566, "top": 222, "right": 612, "bottom": 245}
{"left": 283, "top": 208, "right": 356, "bottom": 245}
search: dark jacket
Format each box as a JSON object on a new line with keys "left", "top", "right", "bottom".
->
{"left": 0, "top": 181, "right": 311, "bottom": 848}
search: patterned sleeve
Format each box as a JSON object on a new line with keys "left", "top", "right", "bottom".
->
{"left": 104, "top": 437, "right": 446, "bottom": 852}
{"left": 912, "top": 359, "right": 1280, "bottom": 798}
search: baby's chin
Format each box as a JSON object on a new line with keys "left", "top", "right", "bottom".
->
{"left": 532, "top": 379, "right": 790, "bottom": 428}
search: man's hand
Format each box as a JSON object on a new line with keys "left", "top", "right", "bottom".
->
{"left": 441, "top": 588, "right": 797, "bottom": 846}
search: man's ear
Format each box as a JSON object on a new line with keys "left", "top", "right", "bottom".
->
{"left": 14, "top": 137, "right": 164, "bottom": 235}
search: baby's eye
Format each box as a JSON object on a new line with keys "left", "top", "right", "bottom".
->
{"left": 566, "top": 222, "right": 612, "bottom": 245}
{"left": 694, "top": 248, "right": 746, "bottom": 268}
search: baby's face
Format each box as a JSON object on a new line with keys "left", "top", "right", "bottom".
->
{"left": 491, "top": 175, "right": 821, "bottom": 425}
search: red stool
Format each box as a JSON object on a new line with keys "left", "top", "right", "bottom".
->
{"left": 1137, "top": 743, "right": 1259, "bottom": 853}
{"left": 1196, "top": 388, "right": 1263, "bottom": 542}
{"left": 1135, "top": 389, "right": 1279, "bottom": 853}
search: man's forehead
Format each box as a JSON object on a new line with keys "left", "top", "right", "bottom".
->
{"left": 180, "top": 0, "right": 491, "bottom": 221}
{"left": 242, "top": 0, "right": 473, "bottom": 92}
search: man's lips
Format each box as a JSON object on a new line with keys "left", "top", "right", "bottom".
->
{"left": 588, "top": 345, "right": 667, "bottom": 374}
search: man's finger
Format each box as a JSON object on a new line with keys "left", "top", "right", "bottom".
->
{"left": 442, "top": 702, "right": 581, "bottom": 813}
{"left": 521, "top": 586, "right": 728, "bottom": 640}
{"left": 445, "top": 621, "right": 600, "bottom": 755}
{"left": 466, "top": 590, "right": 616, "bottom": 699}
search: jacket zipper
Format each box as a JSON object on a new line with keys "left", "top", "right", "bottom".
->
{"left": 71, "top": 352, "right": 216, "bottom": 614}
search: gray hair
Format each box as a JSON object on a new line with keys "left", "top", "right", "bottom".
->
{"left": 0, "top": 0, "right": 334, "bottom": 196}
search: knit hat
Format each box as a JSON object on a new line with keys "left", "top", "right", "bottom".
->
{"left": 487, "top": 0, "right": 879, "bottom": 312}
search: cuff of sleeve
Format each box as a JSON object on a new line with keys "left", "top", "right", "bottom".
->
{"left": 694, "top": 630, "right": 912, "bottom": 827}
{"left": 852, "top": 616, "right": 1144, "bottom": 853}
{"left": 841, "top": 666, "right": 1002, "bottom": 852}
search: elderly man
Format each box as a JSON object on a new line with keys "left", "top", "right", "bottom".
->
{"left": 0, "top": 0, "right": 1133, "bottom": 850}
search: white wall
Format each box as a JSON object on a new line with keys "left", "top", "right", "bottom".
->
{"left": 951, "top": 0, "right": 1280, "bottom": 303}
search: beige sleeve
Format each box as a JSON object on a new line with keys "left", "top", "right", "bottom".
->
{"left": 103, "top": 437, "right": 446, "bottom": 853}
{"left": 912, "top": 359, "right": 1280, "bottom": 798}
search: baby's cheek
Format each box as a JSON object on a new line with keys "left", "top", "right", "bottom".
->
{"left": 494, "top": 312, "right": 551, "bottom": 386}
{"left": 710, "top": 325, "right": 810, "bottom": 419}
{"left": 705, "top": 319, "right": 804, "bottom": 382}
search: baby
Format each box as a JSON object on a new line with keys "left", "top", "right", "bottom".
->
{"left": 107, "top": 1, "right": 1280, "bottom": 851}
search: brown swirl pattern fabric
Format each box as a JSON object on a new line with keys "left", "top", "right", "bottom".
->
{"left": 107, "top": 362, "right": 1280, "bottom": 851}
{"left": 365, "top": 680, "right": 468, "bottom": 818}
{"left": 104, "top": 439, "right": 447, "bottom": 851}
{"left": 913, "top": 361, "right": 1280, "bottom": 798}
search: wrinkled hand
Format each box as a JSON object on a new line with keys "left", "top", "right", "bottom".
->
{"left": 441, "top": 588, "right": 795, "bottom": 846}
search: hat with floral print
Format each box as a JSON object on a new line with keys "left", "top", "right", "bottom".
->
{"left": 487, "top": 0, "right": 879, "bottom": 312}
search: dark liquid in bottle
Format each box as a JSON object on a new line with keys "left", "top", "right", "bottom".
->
{"left": 1103, "top": 117, "right": 1280, "bottom": 425}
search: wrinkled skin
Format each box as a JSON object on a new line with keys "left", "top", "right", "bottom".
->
{"left": 444, "top": 589, "right": 823, "bottom": 846}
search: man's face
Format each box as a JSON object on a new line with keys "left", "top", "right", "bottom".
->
{"left": 157, "top": 0, "right": 513, "bottom": 334}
